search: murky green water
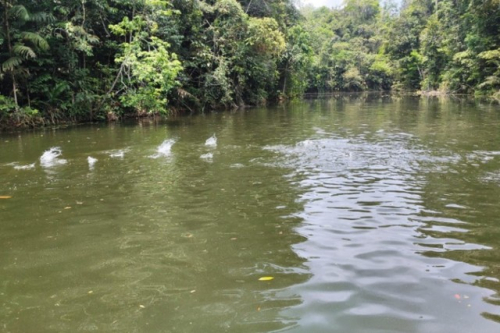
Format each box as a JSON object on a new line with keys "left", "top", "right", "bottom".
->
{"left": 1, "top": 95, "right": 500, "bottom": 332}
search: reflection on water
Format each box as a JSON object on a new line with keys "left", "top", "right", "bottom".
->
{"left": 265, "top": 130, "right": 500, "bottom": 332}
{"left": 1, "top": 94, "right": 500, "bottom": 332}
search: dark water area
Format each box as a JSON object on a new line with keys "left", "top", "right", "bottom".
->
{"left": 1, "top": 95, "right": 500, "bottom": 332}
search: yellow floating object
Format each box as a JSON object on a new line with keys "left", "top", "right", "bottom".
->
{"left": 258, "top": 277, "right": 274, "bottom": 281}
{"left": 0, "top": 196, "right": 12, "bottom": 199}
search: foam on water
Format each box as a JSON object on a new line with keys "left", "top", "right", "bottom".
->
{"left": 109, "top": 149, "right": 126, "bottom": 158}
{"left": 200, "top": 153, "right": 213, "bottom": 161}
{"left": 40, "top": 147, "right": 67, "bottom": 167}
{"left": 13, "top": 163, "right": 35, "bottom": 170}
{"left": 205, "top": 134, "right": 217, "bottom": 147}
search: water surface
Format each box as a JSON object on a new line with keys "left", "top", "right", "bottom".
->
{"left": 1, "top": 95, "right": 500, "bottom": 332}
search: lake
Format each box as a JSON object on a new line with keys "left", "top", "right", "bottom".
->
{"left": 1, "top": 94, "right": 500, "bottom": 332}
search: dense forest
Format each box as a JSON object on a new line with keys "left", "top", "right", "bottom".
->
{"left": 1, "top": 0, "right": 500, "bottom": 127}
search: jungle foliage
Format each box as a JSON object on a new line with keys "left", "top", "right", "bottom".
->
{"left": 302, "top": 0, "right": 500, "bottom": 96}
{"left": 1, "top": 0, "right": 500, "bottom": 127}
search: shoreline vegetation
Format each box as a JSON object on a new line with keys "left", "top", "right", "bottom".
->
{"left": 1, "top": 0, "right": 500, "bottom": 130}
{"left": 1, "top": 92, "right": 493, "bottom": 133}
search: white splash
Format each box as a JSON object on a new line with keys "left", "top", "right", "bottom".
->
{"left": 13, "top": 163, "right": 35, "bottom": 170}
{"left": 88, "top": 156, "right": 98, "bottom": 169}
{"left": 109, "top": 149, "right": 125, "bottom": 158}
{"left": 200, "top": 153, "right": 213, "bottom": 161}
{"left": 150, "top": 139, "right": 176, "bottom": 158}
{"left": 205, "top": 134, "right": 217, "bottom": 147}
{"left": 40, "top": 147, "right": 67, "bottom": 167}
{"left": 230, "top": 163, "right": 245, "bottom": 168}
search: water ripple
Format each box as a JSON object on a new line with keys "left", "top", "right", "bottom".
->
{"left": 265, "top": 132, "right": 500, "bottom": 332}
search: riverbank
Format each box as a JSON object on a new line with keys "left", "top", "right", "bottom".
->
{"left": 2, "top": 92, "right": 498, "bottom": 132}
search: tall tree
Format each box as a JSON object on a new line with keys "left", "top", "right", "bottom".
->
{"left": 1, "top": 0, "right": 50, "bottom": 116}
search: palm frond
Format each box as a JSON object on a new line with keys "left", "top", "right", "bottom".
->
{"left": 29, "top": 12, "right": 56, "bottom": 24}
{"left": 20, "top": 32, "right": 49, "bottom": 50}
{"left": 9, "top": 5, "right": 29, "bottom": 21}
{"left": 1, "top": 56, "right": 23, "bottom": 72}
{"left": 13, "top": 44, "right": 36, "bottom": 59}
{"left": 53, "top": 82, "right": 70, "bottom": 97}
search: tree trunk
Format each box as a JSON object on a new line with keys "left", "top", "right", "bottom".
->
{"left": 282, "top": 62, "right": 289, "bottom": 95}
{"left": 12, "top": 75, "right": 19, "bottom": 114}
{"left": 2, "top": 0, "right": 20, "bottom": 114}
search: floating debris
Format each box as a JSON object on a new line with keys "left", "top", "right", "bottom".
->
{"left": 258, "top": 277, "right": 274, "bottom": 281}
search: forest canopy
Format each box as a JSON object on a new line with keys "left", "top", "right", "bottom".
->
{"left": 1, "top": 0, "right": 499, "bottom": 127}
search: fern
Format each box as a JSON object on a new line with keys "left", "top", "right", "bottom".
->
{"left": 1, "top": 56, "right": 23, "bottom": 72}
{"left": 9, "top": 5, "right": 29, "bottom": 21}
{"left": 52, "top": 82, "right": 70, "bottom": 98}
{"left": 20, "top": 32, "right": 49, "bottom": 50}
{"left": 478, "top": 76, "right": 500, "bottom": 90}
{"left": 13, "top": 44, "right": 36, "bottom": 58}
{"left": 29, "top": 12, "right": 55, "bottom": 24}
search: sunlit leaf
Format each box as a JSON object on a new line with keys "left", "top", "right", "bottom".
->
{"left": 0, "top": 196, "right": 12, "bottom": 199}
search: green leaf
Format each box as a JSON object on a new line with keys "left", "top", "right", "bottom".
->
{"left": 9, "top": 5, "right": 29, "bottom": 21}
{"left": 1, "top": 56, "right": 23, "bottom": 72}
{"left": 20, "top": 32, "right": 49, "bottom": 50}
{"left": 13, "top": 44, "right": 36, "bottom": 59}
{"left": 29, "top": 12, "right": 55, "bottom": 24}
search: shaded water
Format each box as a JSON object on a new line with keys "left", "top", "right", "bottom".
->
{"left": 1, "top": 95, "right": 500, "bottom": 332}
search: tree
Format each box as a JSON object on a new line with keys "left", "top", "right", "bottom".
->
{"left": 0, "top": 0, "right": 50, "bottom": 117}
{"left": 107, "top": 0, "right": 182, "bottom": 114}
